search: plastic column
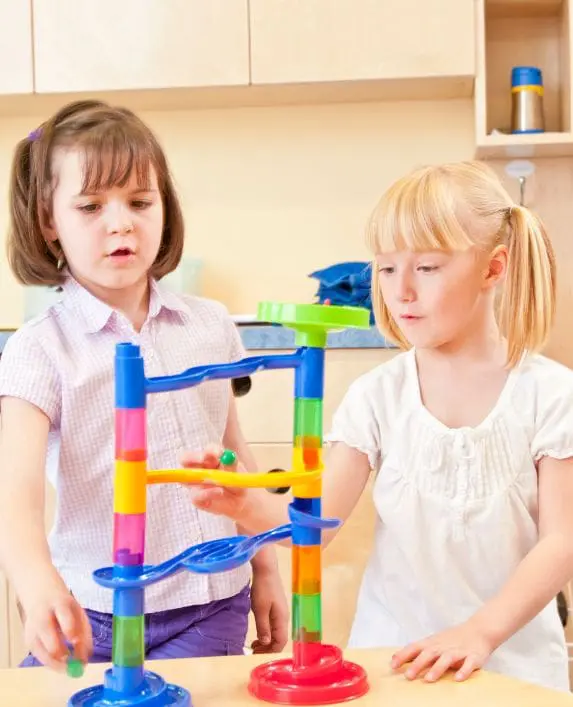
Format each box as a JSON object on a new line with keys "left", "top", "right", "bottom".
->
{"left": 112, "top": 342, "right": 148, "bottom": 693}
{"left": 291, "top": 346, "right": 324, "bottom": 667}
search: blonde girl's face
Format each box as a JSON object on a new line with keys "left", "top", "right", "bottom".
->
{"left": 375, "top": 248, "right": 502, "bottom": 350}
{"left": 44, "top": 147, "right": 164, "bottom": 295}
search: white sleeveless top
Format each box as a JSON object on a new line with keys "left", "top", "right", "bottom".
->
{"left": 327, "top": 348, "right": 573, "bottom": 691}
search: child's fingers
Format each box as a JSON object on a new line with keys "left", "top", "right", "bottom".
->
{"left": 181, "top": 444, "right": 239, "bottom": 471}
{"left": 180, "top": 445, "right": 222, "bottom": 470}
{"left": 30, "top": 615, "right": 68, "bottom": 671}
{"left": 55, "top": 600, "right": 93, "bottom": 663}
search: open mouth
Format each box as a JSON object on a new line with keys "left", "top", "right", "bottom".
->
{"left": 109, "top": 247, "right": 134, "bottom": 258}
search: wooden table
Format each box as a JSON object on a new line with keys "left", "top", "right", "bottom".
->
{"left": 1, "top": 648, "right": 572, "bottom": 706}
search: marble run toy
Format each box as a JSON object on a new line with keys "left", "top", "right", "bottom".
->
{"left": 69, "top": 301, "right": 370, "bottom": 707}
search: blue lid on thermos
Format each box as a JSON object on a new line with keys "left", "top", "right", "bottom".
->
{"left": 511, "top": 66, "right": 543, "bottom": 88}
{"left": 511, "top": 66, "right": 544, "bottom": 134}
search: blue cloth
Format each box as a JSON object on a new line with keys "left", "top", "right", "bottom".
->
{"left": 308, "top": 261, "right": 374, "bottom": 324}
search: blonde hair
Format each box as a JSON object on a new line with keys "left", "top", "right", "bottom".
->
{"left": 7, "top": 99, "right": 184, "bottom": 286}
{"left": 366, "top": 160, "right": 556, "bottom": 367}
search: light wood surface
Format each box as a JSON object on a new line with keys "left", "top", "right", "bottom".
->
{"left": 1, "top": 649, "right": 572, "bottom": 705}
{"left": 249, "top": 0, "right": 475, "bottom": 86}
{"left": 32, "top": 0, "right": 250, "bottom": 93}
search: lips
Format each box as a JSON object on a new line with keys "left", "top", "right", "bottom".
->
{"left": 108, "top": 246, "right": 135, "bottom": 257}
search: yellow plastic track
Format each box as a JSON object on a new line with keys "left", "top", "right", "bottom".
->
{"left": 146, "top": 467, "right": 322, "bottom": 488}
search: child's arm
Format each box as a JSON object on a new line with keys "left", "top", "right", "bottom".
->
{"left": 183, "top": 439, "right": 371, "bottom": 548}
{"left": 392, "top": 455, "right": 573, "bottom": 683}
{"left": 222, "top": 396, "right": 289, "bottom": 652}
{"left": 0, "top": 396, "right": 92, "bottom": 670}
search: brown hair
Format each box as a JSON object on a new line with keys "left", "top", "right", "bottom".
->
{"left": 366, "top": 160, "right": 556, "bottom": 367}
{"left": 7, "top": 99, "right": 184, "bottom": 286}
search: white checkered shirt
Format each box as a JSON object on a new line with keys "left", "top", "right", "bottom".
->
{"left": 0, "top": 276, "right": 250, "bottom": 613}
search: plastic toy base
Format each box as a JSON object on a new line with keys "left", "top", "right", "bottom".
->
{"left": 68, "top": 670, "right": 191, "bottom": 707}
{"left": 248, "top": 644, "right": 368, "bottom": 705}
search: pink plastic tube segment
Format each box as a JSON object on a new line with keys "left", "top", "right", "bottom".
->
{"left": 113, "top": 513, "right": 146, "bottom": 566}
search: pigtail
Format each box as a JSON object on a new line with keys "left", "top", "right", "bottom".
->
{"left": 6, "top": 136, "right": 38, "bottom": 283}
{"left": 499, "top": 205, "right": 556, "bottom": 367}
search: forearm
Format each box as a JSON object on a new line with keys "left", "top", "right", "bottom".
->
{"left": 0, "top": 482, "right": 61, "bottom": 603}
{"left": 470, "top": 533, "right": 573, "bottom": 648}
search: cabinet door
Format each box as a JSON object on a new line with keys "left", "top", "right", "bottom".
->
{"left": 0, "top": 1, "right": 33, "bottom": 94}
{"left": 33, "top": 0, "right": 249, "bottom": 93}
{"left": 249, "top": 0, "right": 475, "bottom": 85}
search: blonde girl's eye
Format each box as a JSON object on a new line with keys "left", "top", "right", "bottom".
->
{"left": 377, "top": 266, "right": 395, "bottom": 275}
{"left": 417, "top": 265, "right": 439, "bottom": 273}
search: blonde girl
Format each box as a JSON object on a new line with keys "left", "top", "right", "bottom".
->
{"left": 183, "top": 160, "right": 573, "bottom": 692}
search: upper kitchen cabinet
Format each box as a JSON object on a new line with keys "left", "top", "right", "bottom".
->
{"left": 32, "top": 0, "right": 250, "bottom": 94}
{"left": 0, "top": 1, "right": 33, "bottom": 94}
{"left": 249, "top": 0, "right": 476, "bottom": 100}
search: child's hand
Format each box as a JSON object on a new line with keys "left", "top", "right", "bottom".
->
{"left": 21, "top": 575, "right": 92, "bottom": 672}
{"left": 181, "top": 445, "right": 250, "bottom": 521}
{"left": 390, "top": 620, "right": 494, "bottom": 683}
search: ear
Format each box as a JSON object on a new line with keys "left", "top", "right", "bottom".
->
{"left": 39, "top": 205, "right": 58, "bottom": 246}
{"left": 483, "top": 244, "right": 508, "bottom": 290}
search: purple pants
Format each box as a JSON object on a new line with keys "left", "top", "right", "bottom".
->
{"left": 20, "top": 584, "right": 250, "bottom": 667}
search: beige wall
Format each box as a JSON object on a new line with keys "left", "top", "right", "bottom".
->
{"left": 0, "top": 98, "right": 475, "bottom": 326}
{"left": 2, "top": 98, "right": 572, "bottom": 368}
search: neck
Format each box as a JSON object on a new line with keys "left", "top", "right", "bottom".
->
{"left": 73, "top": 273, "right": 151, "bottom": 332}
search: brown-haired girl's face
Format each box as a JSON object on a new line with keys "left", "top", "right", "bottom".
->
{"left": 43, "top": 147, "right": 164, "bottom": 296}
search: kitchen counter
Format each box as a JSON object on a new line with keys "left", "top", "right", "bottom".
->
{"left": 0, "top": 325, "right": 393, "bottom": 353}
{"left": 1, "top": 648, "right": 571, "bottom": 706}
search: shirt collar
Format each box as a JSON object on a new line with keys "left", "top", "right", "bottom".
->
{"left": 61, "top": 275, "right": 189, "bottom": 334}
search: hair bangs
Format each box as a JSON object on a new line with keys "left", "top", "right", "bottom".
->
{"left": 80, "top": 124, "right": 154, "bottom": 194}
{"left": 367, "top": 169, "right": 474, "bottom": 255}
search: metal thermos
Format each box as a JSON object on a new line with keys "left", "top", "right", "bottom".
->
{"left": 511, "top": 66, "right": 544, "bottom": 134}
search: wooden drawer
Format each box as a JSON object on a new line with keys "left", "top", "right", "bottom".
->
{"left": 236, "top": 348, "right": 397, "bottom": 444}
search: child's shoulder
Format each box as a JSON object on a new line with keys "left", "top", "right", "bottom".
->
{"left": 518, "top": 352, "right": 573, "bottom": 393}
{"left": 164, "top": 289, "right": 235, "bottom": 328}
{"left": 2, "top": 305, "right": 63, "bottom": 360}
{"left": 342, "top": 349, "right": 414, "bottom": 411}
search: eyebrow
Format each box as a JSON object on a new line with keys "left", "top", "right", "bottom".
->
{"left": 73, "top": 188, "right": 159, "bottom": 198}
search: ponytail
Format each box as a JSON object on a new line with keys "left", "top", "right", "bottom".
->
{"left": 499, "top": 205, "right": 556, "bottom": 367}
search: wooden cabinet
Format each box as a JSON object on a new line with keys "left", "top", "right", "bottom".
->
{"left": 249, "top": 0, "right": 475, "bottom": 94}
{"left": 475, "top": 0, "right": 573, "bottom": 158}
{"left": 0, "top": 1, "right": 33, "bottom": 94}
{"left": 32, "top": 0, "right": 250, "bottom": 94}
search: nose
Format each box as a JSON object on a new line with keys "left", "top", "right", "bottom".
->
{"left": 105, "top": 202, "right": 134, "bottom": 235}
{"left": 396, "top": 270, "right": 416, "bottom": 303}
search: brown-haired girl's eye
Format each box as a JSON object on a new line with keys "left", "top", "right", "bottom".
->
{"left": 78, "top": 203, "right": 100, "bottom": 214}
{"left": 131, "top": 200, "right": 152, "bottom": 209}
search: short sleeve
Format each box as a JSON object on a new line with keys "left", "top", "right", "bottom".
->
{"left": 225, "top": 316, "right": 246, "bottom": 364}
{"left": 0, "top": 328, "right": 61, "bottom": 424}
{"left": 326, "top": 377, "right": 382, "bottom": 471}
{"left": 531, "top": 367, "right": 573, "bottom": 462}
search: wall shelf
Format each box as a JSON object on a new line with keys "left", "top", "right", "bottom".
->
{"left": 475, "top": 0, "right": 573, "bottom": 158}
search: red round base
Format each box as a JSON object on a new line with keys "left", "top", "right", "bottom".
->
{"left": 248, "top": 643, "right": 369, "bottom": 705}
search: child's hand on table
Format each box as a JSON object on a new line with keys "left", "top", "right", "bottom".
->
{"left": 391, "top": 620, "right": 494, "bottom": 683}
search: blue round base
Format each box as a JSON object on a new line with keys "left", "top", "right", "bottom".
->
{"left": 68, "top": 670, "right": 191, "bottom": 707}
